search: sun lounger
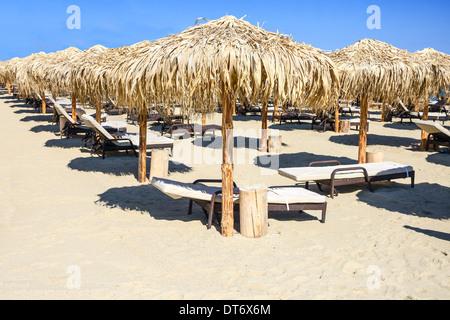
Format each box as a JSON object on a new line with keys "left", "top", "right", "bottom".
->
{"left": 279, "top": 161, "right": 415, "bottom": 199}
{"left": 161, "top": 123, "right": 222, "bottom": 137}
{"left": 397, "top": 99, "right": 448, "bottom": 124}
{"left": 81, "top": 114, "right": 174, "bottom": 159}
{"left": 53, "top": 102, "right": 91, "bottom": 138}
{"left": 151, "top": 177, "right": 328, "bottom": 228}
{"left": 415, "top": 120, "right": 450, "bottom": 151}
{"left": 340, "top": 106, "right": 361, "bottom": 117}
{"left": 75, "top": 108, "right": 126, "bottom": 133}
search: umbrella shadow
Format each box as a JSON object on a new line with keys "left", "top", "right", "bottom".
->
{"left": 192, "top": 136, "right": 263, "bottom": 151}
{"left": 426, "top": 153, "right": 450, "bottom": 167}
{"left": 30, "top": 124, "right": 59, "bottom": 134}
{"left": 45, "top": 138, "right": 86, "bottom": 149}
{"left": 96, "top": 185, "right": 202, "bottom": 223}
{"left": 383, "top": 122, "right": 421, "bottom": 131}
{"left": 356, "top": 182, "right": 450, "bottom": 220}
{"left": 68, "top": 155, "right": 191, "bottom": 179}
{"left": 255, "top": 151, "right": 356, "bottom": 169}
{"left": 20, "top": 114, "right": 54, "bottom": 122}
{"left": 403, "top": 225, "right": 450, "bottom": 242}
{"left": 329, "top": 133, "right": 418, "bottom": 148}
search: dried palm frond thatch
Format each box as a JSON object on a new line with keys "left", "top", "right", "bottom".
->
{"left": 72, "top": 41, "right": 152, "bottom": 106}
{"left": 415, "top": 48, "right": 450, "bottom": 89}
{"left": 27, "top": 47, "right": 83, "bottom": 97}
{"left": 14, "top": 52, "right": 48, "bottom": 98}
{"left": 329, "top": 39, "right": 442, "bottom": 106}
{"left": 112, "top": 15, "right": 340, "bottom": 115}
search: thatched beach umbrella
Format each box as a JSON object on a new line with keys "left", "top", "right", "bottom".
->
{"left": 14, "top": 52, "right": 48, "bottom": 99}
{"left": 416, "top": 48, "right": 450, "bottom": 92}
{"left": 114, "top": 15, "right": 340, "bottom": 237}
{"left": 27, "top": 47, "right": 83, "bottom": 115}
{"left": 1, "top": 57, "right": 20, "bottom": 95}
{"left": 72, "top": 41, "right": 151, "bottom": 122}
{"left": 414, "top": 48, "right": 450, "bottom": 148}
{"left": 329, "top": 39, "right": 440, "bottom": 163}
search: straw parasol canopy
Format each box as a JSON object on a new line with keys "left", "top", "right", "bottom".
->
{"left": 113, "top": 15, "right": 340, "bottom": 237}
{"left": 27, "top": 47, "right": 84, "bottom": 98}
{"left": 0, "top": 57, "right": 20, "bottom": 86}
{"left": 115, "top": 15, "right": 340, "bottom": 115}
{"left": 14, "top": 52, "right": 48, "bottom": 98}
{"left": 415, "top": 48, "right": 450, "bottom": 91}
{"left": 329, "top": 39, "right": 440, "bottom": 106}
{"left": 72, "top": 41, "right": 152, "bottom": 108}
{"left": 329, "top": 39, "right": 442, "bottom": 162}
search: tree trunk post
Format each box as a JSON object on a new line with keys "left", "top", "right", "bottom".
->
{"left": 334, "top": 105, "right": 340, "bottom": 133}
{"left": 260, "top": 101, "right": 268, "bottom": 152}
{"left": 96, "top": 100, "right": 102, "bottom": 124}
{"left": 221, "top": 92, "right": 234, "bottom": 237}
{"left": 41, "top": 91, "right": 46, "bottom": 115}
{"left": 149, "top": 149, "right": 170, "bottom": 182}
{"left": 138, "top": 106, "right": 148, "bottom": 183}
{"left": 239, "top": 186, "right": 268, "bottom": 238}
{"left": 72, "top": 93, "right": 77, "bottom": 122}
{"left": 420, "top": 98, "right": 429, "bottom": 150}
{"left": 358, "top": 94, "right": 369, "bottom": 164}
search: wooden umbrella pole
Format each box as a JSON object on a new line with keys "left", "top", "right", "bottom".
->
{"left": 6, "top": 82, "right": 11, "bottom": 95}
{"left": 138, "top": 106, "right": 148, "bottom": 183}
{"left": 41, "top": 91, "right": 46, "bottom": 115}
{"left": 273, "top": 101, "right": 278, "bottom": 122}
{"left": 420, "top": 97, "right": 429, "bottom": 150}
{"left": 260, "top": 100, "right": 268, "bottom": 152}
{"left": 72, "top": 93, "right": 77, "bottom": 121}
{"left": 334, "top": 104, "right": 340, "bottom": 133}
{"left": 96, "top": 100, "right": 102, "bottom": 124}
{"left": 221, "top": 92, "right": 234, "bottom": 238}
{"left": 358, "top": 94, "right": 369, "bottom": 164}
{"left": 202, "top": 113, "right": 206, "bottom": 126}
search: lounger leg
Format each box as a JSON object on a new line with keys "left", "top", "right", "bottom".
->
{"left": 102, "top": 142, "right": 106, "bottom": 159}
{"left": 321, "top": 203, "right": 327, "bottom": 224}
{"left": 188, "top": 200, "right": 193, "bottom": 215}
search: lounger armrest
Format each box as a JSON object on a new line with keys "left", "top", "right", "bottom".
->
{"left": 193, "top": 179, "right": 238, "bottom": 188}
{"left": 308, "top": 160, "right": 341, "bottom": 167}
{"left": 330, "top": 166, "right": 370, "bottom": 182}
{"left": 106, "top": 138, "right": 134, "bottom": 147}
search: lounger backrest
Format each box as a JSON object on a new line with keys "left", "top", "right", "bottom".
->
{"left": 398, "top": 99, "right": 410, "bottom": 112}
{"left": 81, "top": 114, "right": 115, "bottom": 141}
{"left": 416, "top": 120, "right": 450, "bottom": 138}
{"left": 49, "top": 96, "right": 76, "bottom": 125}
{"left": 75, "top": 108, "right": 86, "bottom": 120}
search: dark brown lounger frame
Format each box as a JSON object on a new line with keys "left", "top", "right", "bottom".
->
{"left": 187, "top": 179, "right": 328, "bottom": 229}
{"left": 304, "top": 160, "right": 415, "bottom": 199}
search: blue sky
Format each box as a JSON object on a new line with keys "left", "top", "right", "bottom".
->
{"left": 0, "top": 0, "right": 449, "bottom": 60}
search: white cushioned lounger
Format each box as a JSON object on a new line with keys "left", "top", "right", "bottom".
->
{"left": 151, "top": 177, "right": 328, "bottom": 228}
{"left": 152, "top": 178, "right": 326, "bottom": 204}
{"left": 279, "top": 162, "right": 415, "bottom": 198}
{"left": 279, "top": 162, "right": 413, "bottom": 182}
{"left": 82, "top": 114, "right": 174, "bottom": 148}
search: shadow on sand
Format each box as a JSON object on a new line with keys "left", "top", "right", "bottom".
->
{"left": 403, "top": 225, "right": 450, "bottom": 242}
{"left": 329, "top": 133, "right": 418, "bottom": 148}
{"left": 68, "top": 155, "right": 191, "bottom": 179}
{"left": 255, "top": 151, "right": 357, "bottom": 170}
{"left": 356, "top": 182, "right": 450, "bottom": 221}
{"left": 96, "top": 184, "right": 204, "bottom": 224}
{"left": 426, "top": 153, "right": 450, "bottom": 167}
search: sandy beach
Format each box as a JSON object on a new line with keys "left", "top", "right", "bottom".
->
{"left": 0, "top": 87, "right": 449, "bottom": 300}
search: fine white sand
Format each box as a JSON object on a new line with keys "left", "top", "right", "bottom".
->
{"left": 0, "top": 88, "right": 449, "bottom": 300}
